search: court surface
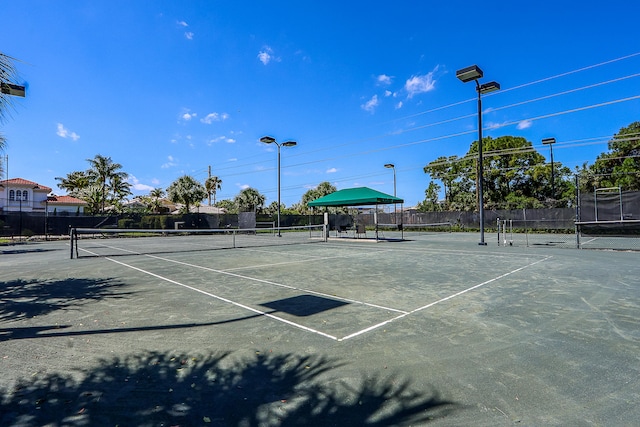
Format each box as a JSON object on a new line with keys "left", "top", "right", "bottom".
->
{"left": 1, "top": 232, "right": 638, "bottom": 426}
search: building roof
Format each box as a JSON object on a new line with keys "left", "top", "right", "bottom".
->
{"left": 307, "top": 187, "right": 404, "bottom": 207}
{"left": 47, "top": 195, "right": 87, "bottom": 205}
{"left": 0, "top": 178, "right": 52, "bottom": 192}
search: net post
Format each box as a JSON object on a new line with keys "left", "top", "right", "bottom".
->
{"left": 575, "top": 173, "right": 581, "bottom": 249}
{"left": 69, "top": 227, "right": 75, "bottom": 259}
{"left": 497, "top": 217, "right": 500, "bottom": 246}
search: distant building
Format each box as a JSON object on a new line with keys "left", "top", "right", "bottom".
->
{"left": 0, "top": 178, "right": 51, "bottom": 212}
{"left": 47, "top": 194, "right": 87, "bottom": 215}
{"left": 0, "top": 178, "right": 87, "bottom": 214}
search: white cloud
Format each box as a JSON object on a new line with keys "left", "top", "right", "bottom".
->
{"left": 395, "top": 101, "right": 403, "bottom": 109}
{"left": 258, "top": 46, "right": 280, "bottom": 65}
{"left": 208, "top": 135, "right": 236, "bottom": 145}
{"left": 361, "top": 94, "right": 379, "bottom": 113}
{"left": 326, "top": 167, "right": 338, "bottom": 173}
{"left": 200, "top": 112, "right": 230, "bottom": 124}
{"left": 517, "top": 119, "right": 533, "bottom": 130}
{"left": 377, "top": 74, "right": 393, "bottom": 85}
{"left": 185, "top": 32, "right": 194, "bottom": 40}
{"left": 384, "top": 90, "right": 392, "bottom": 97}
{"left": 405, "top": 69, "right": 438, "bottom": 98}
{"left": 128, "top": 175, "right": 155, "bottom": 192}
{"left": 486, "top": 121, "right": 508, "bottom": 130}
{"left": 56, "top": 123, "right": 80, "bottom": 141}
{"left": 179, "top": 109, "right": 197, "bottom": 122}
{"left": 177, "top": 20, "right": 188, "bottom": 27}
{"left": 238, "top": 183, "right": 250, "bottom": 190}
{"left": 161, "top": 155, "right": 177, "bottom": 169}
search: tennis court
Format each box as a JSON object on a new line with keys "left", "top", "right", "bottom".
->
{"left": 1, "top": 231, "right": 638, "bottom": 425}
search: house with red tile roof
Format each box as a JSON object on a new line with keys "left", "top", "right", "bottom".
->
{"left": 47, "top": 194, "right": 87, "bottom": 215}
{"left": 0, "top": 178, "right": 87, "bottom": 214}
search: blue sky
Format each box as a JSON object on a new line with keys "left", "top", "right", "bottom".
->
{"left": 2, "top": 1, "right": 639, "bottom": 208}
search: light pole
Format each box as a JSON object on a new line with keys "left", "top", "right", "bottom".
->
{"left": 542, "top": 137, "right": 556, "bottom": 200}
{"left": 260, "top": 136, "right": 297, "bottom": 237}
{"left": 384, "top": 163, "right": 397, "bottom": 223}
{"left": 456, "top": 65, "right": 500, "bottom": 246}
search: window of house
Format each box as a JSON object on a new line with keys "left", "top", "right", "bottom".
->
{"left": 9, "top": 190, "right": 15, "bottom": 201}
{"left": 22, "top": 190, "right": 28, "bottom": 201}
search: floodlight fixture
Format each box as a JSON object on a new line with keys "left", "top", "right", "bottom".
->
{"left": 478, "top": 81, "right": 500, "bottom": 94}
{"left": 542, "top": 137, "right": 556, "bottom": 145}
{"left": 456, "top": 65, "right": 483, "bottom": 83}
{"left": 1, "top": 82, "right": 26, "bottom": 97}
{"left": 260, "top": 136, "right": 276, "bottom": 144}
{"left": 282, "top": 141, "right": 297, "bottom": 147}
{"left": 384, "top": 163, "right": 395, "bottom": 169}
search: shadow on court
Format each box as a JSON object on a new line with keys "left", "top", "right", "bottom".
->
{"left": 0, "top": 277, "right": 132, "bottom": 322}
{"left": 0, "top": 350, "right": 457, "bottom": 426}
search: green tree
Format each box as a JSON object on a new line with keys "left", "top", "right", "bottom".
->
{"left": 149, "top": 188, "right": 165, "bottom": 213}
{"left": 234, "top": 187, "right": 266, "bottom": 212}
{"left": 77, "top": 184, "right": 103, "bottom": 215}
{"left": 265, "top": 201, "right": 279, "bottom": 216}
{"left": 1, "top": 52, "right": 21, "bottom": 124}
{"left": 1, "top": 52, "right": 22, "bottom": 176}
{"left": 86, "top": 155, "right": 129, "bottom": 213}
{"left": 423, "top": 156, "right": 461, "bottom": 207}
{"left": 424, "top": 135, "right": 575, "bottom": 210}
{"left": 107, "top": 173, "right": 132, "bottom": 213}
{"left": 55, "top": 171, "right": 91, "bottom": 196}
{"left": 205, "top": 176, "right": 222, "bottom": 206}
{"left": 215, "top": 199, "right": 237, "bottom": 214}
{"left": 417, "top": 181, "right": 442, "bottom": 212}
{"left": 591, "top": 121, "right": 640, "bottom": 190}
{"left": 300, "top": 181, "right": 337, "bottom": 214}
{"left": 166, "top": 175, "right": 207, "bottom": 214}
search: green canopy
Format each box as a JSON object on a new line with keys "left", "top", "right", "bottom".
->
{"left": 307, "top": 187, "right": 404, "bottom": 207}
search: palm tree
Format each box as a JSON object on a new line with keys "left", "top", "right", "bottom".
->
{"left": 205, "top": 176, "right": 222, "bottom": 206}
{"left": 86, "top": 155, "right": 127, "bottom": 213}
{"left": 55, "top": 171, "right": 90, "bottom": 197}
{"left": 108, "top": 173, "right": 132, "bottom": 212}
{"left": 166, "top": 175, "right": 208, "bottom": 214}
{"left": 149, "top": 188, "right": 165, "bottom": 213}
{"left": 1, "top": 52, "right": 21, "bottom": 176}
{"left": 1, "top": 52, "right": 20, "bottom": 124}
{"left": 234, "top": 188, "right": 266, "bottom": 213}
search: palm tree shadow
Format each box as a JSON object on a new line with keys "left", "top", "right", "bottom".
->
{"left": 0, "top": 277, "right": 132, "bottom": 321}
{"left": 0, "top": 351, "right": 457, "bottom": 426}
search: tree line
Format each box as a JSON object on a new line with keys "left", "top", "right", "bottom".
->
{"left": 54, "top": 155, "right": 341, "bottom": 215}
{"left": 420, "top": 121, "right": 640, "bottom": 212}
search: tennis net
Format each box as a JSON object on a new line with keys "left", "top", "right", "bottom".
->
{"left": 375, "top": 222, "right": 452, "bottom": 240}
{"left": 69, "top": 224, "right": 327, "bottom": 259}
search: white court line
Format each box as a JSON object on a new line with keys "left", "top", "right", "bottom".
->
{"left": 79, "top": 247, "right": 339, "bottom": 340}
{"left": 339, "top": 255, "right": 553, "bottom": 341}
{"left": 81, "top": 242, "right": 403, "bottom": 313}
{"left": 79, "top": 244, "right": 551, "bottom": 341}
{"left": 143, "top": 253, "right": 407, "bottom": 314}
